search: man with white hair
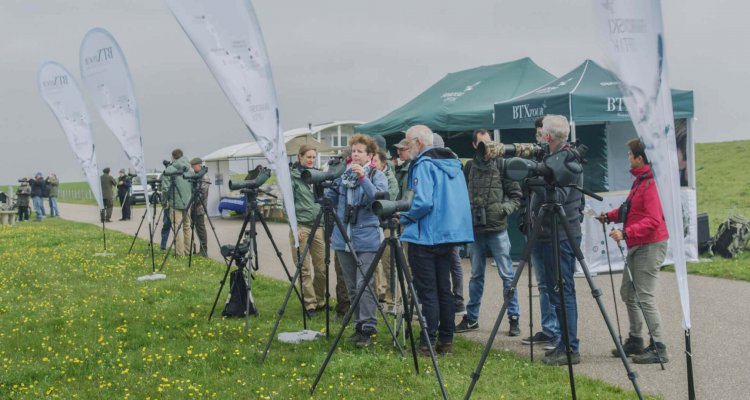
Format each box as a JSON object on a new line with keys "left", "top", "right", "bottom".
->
{"left": 400, "top": 125, "right": 473, "bottom": 355}
{"left": 527, "top": 115, "right": 585, "bottom": 365}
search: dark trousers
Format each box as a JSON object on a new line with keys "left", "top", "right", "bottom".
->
{"left": 102, "top": 199, "right": 114, "bottom": 222}
{"left": 18, "top": 206, "right": 30, "bottom": 221}
{"left": 536, "top": 238, "right": 580, "bottom": 352}
{"left": 118, "top": 191, "right": 131, "bottom": 220}
{"left": 193, "top": 213, "right": 207, "bottom": 252}
{"left": 334, "top": 253, "right": 350, "bottom": 315}
{"left": 408, "top": 243, "right": 456, "bottom": 345}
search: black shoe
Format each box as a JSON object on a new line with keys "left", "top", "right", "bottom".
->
{"left": 543, "top": 348, "right": 581, "bottom": 366}
{"left": 613, "top": 335, "right": 645, "bottom": 357}
{"left": 355, "top": 334, "right": 374, "bottom": 349}
{"left": 436, "top": 342, "right": 453, "bottom": 355}
{"left": 118, "top": 218, "right": 126, "bottom": 221}
{"left": 315, "top": 305, "right": 332, "bottom": 312}
{"left": 455, "top": 316, "right": 478, "bottom": 333}
{"left": 522, "top": 331, "right": 555, "bottom": 345}
{"left": 347, "top": 331, "right": 364, "bottom": 343}
{"left": 305, "top": 309, "right": 317, "bottom": 318}
{"left": 508, "top": 316, "right": 521, "bottom": 337}
{"left": 632, "top": 342, "right": 669, "bottom": 364}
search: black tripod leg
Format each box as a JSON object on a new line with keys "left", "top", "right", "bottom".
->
{"left": 310, "top": 240, "right": 397, "bottom": 395}
{"left": 393, "top": 240, "right": 418, "bottom": 371}
{"left": 464, "top": 210, "right": 545, "bottom": 400}
{"left": 603, "top": 223, "right": 623, "bottom": 345}
{"left": 394, "top": 239, "right": 448, "bottom": 400}
{"left": 549, "top": 207, "right": 577, "bottom": 400}
{"left": 188, "top": 209, "right": 196, "bottom": 268}
{"left": 557, "top": 210, "right": 643, "bottom": 400}
{"left": 128, "top": 207, "right": 149, "bottom": 255}
{"left": 329, "top": 213, "right": 402, "bottom": 351}
{"left": 243, "top": 208, "right": 259, "bottom": 334}
{"left": 260, "top": 210, "right": 325, "bottom": 363}
{"left": 256, "top": 212, "right": 306, "bottom": 309}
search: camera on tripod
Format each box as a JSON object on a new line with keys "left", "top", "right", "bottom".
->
{"left": 221, "top": 242, "right": 251, "bottom": 264}
{"left": 301, "top": 157, "right": 347, "bottom": 185}
{"left": 475, "top": 140, "right": 587, "bottom": 188}
{"left": 372, "top": 190, "right": 414, "bottom": 218}
{"left": 183, "top": 165, "right": 208, "bottom": 181}
{"left": 229, "top": 167, "right": 270, "bottom": 191}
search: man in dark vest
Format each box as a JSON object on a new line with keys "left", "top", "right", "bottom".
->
{"left": 456, "top": 129, "right": 523, "bottom": 336}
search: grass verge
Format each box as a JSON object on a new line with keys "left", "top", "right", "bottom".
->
{"left": 0, "top": 218, "right": 653, "bottom": 399}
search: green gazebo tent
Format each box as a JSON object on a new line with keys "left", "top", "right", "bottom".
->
{"left": 493, "top": 59, "right": 694, "bottom": 193}
{"left": 356, "top": 57, "right": 555, "bottom": 143}
{"left": 494, "top": 59, "right": 694, "bottom": 129}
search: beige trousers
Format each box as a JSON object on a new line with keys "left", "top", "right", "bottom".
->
{"left": 172, "top": 208, "right": 192, "bottom": 256}
{"left": 289, "top": 225, "right": 326, "bottom": 310}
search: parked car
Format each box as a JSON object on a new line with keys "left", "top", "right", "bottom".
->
{"left": 130, "top": 173, "right": 161, "bottom": 205}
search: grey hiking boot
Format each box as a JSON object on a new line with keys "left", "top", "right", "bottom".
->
{"left": 613, "top": 335, "right": 645, "bottom": 357}
{"left": 543, "top": 348, "right": 581, "bottom": 366}
{"left": 632, "top": 342, "right": 669, "bottom": 364}
{"left": 508, "top": 316, "right": 521, "bottom": 337}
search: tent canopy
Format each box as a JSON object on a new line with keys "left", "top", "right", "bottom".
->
{"left": 202, "top": 123, "right": 352, "bottom": 161}
{"left": 494, "top": 59, "right": 694, "bottom": 129}
{"left": 356, "top": 58, "right": 555, "bottom": 136}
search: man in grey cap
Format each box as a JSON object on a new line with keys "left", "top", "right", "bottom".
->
{"left": 393, "top": 138, "right": 412, "bottom": 201}
{"left": 189, "top": 157, "right": 211, "bottom": 257}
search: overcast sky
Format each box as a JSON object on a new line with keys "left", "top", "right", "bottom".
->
{"left": 1, "top": 0, "right": 747, "bottom": 184}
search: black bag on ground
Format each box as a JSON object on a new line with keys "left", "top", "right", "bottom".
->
{"left": 222, "top": 268, "right": 257, "bottom": 317}
{"left": 709, "top": 214, "right": 750, "bottom": 258}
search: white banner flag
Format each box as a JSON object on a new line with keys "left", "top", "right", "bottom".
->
{"left": 79, "top": 28, "right": 151, "bottom": 222}
{"left": 38, "top": 61, "right": 104, "bottom": 210}
{"left": 596, "top": 0, "right": 691, "bottom": 329}
{"left": 165, "top": 0, "right": 298, "bottom": 245}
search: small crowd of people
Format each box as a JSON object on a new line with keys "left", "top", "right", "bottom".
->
{"left": 99, "top": 149, "right": 211, "bottom": 258}
{"left": 287, "top": 115, "right": 671, "bottom": 366}
{"left": 15, "top": 173, "right": 59, "bottom": 221}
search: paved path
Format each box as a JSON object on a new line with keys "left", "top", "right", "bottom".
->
{"left": 59, "top": 203, "right": 750, "bottom": 399}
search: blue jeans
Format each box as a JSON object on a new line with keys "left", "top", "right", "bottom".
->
{"left": 536, "top": 238, "right": 580, "bottom": 352}
{"left": 32, "top": 196, "right": 45, "bottom": 220}
{"left": 531, "top": 249, "right": 560, "bottom": 338}
{"left": 466, "top": 230, "right": 519, "bottom": 323}
{"left": 48, "top": 197, "right": 59, "bottom": 217}
{"left": 161, "top": 208, "right": 172, "bottom": 249}
{"left": 408, "top": 243, "right": 455, "bottom": 345}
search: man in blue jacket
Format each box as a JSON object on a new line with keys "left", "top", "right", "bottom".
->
{"left": 400, "top": 125, "right": 473, "bottom": 355}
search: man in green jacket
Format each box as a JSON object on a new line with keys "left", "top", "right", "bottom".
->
{"left": 162, "top": 149, "right": 193, "bottom": 256}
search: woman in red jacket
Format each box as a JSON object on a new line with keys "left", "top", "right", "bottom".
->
{"left": 597, "top": 138, "right": 669, "bottom": 364}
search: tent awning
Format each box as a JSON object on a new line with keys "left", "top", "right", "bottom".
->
{"left": 493, "top": 59, "right": 694, "bottom": 129}
{"left": 202, "top": 121, "right": 363, "bottom": 161}
{"left": 356, "top": 58, "right": 556, "bottom": 136}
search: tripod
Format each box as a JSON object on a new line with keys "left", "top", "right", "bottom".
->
{"left": 128, "top": 188, "right": 163, "bottom": 276}
{"left": 207, "top": 186, "right": 305, "bottom": 334}
{"left": 308, "top": 216, "right": 448, "bottom": 399}
{"left": 464, "top": 184, "right": 643, "bottom": 400}
{"left": 186, "top": 177, "right": 224, "bottom": 268}
{"left": 261, "top": 191, "right": 404, "bottom": 362}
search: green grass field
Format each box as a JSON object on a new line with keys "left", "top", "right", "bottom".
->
{"left": 0, "top": 219, "right": 652, "bottom": 399}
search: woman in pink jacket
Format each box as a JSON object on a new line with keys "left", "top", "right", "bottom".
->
{"left": 597, "top": 138, "right": 669, "bottom": 364}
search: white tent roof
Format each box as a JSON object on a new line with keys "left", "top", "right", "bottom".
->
{"left": 202, "top": 120, "right": 364, "bottom": 161}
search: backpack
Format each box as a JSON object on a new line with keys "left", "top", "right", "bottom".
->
{"left": 222, "top": 268, "right": 257, "bottom": 317}
{"left": 709, "top": 214, "right": 750, "bottom": 258}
